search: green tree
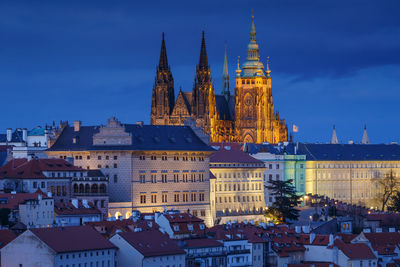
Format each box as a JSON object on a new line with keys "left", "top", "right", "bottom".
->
{"left": 0, "top": 208, "right": 10, "bottom": 226}
{"left": 388, "top": 191, "right": 400, "bottom": 212}
{"left": 266, "top": 179, "right": 301, "bottom": 223}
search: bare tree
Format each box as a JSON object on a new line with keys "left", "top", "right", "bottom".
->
{"left": 374, "top": 170, "right": 399, "bottom": 211}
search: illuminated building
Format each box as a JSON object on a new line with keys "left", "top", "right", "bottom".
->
{"left": 150, "top": 14, "right": 288, "bottom": 144}
{"left": 45, "top": 118, "right": 215, "bottom": 226}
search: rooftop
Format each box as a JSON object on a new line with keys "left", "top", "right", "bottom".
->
{"left": 30, "top": 225, "right": 117, "bottom": 253}
{"left": 210, "top": 146, "right": 263, "bottom": 165}
{"left": 117, "top": 230, "right": 186, "bottom": 257}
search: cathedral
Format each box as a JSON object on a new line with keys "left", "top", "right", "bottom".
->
{"left": 150, "top": 15, "right": 288, "bottom": 144}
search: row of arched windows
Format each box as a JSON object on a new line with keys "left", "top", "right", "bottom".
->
{"left": 73, "top": 183, "right": 107, "bottom": 194}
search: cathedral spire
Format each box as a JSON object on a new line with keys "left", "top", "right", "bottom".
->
{"left": 250, "top": 9, "right": 256, "bottom": 42}
{"left": 158, "top": 32, "right": 169, "bottom": 71}
{"left": 331, "top": 125, "right": 339, "bottom": 144}
{"left": 198, "top": 31, "right": 209, "bottom": 70}
{"left": 222, "top": 45, "right": 230, "bottom": 100}
{"left": 361, "top": 125, "right": 370, "bottom": 144}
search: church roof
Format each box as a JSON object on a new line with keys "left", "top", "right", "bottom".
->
{"left": 47, "top": 124, "right": 214, "bottom": 152}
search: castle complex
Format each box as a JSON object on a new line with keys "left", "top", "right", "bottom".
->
{"left": 150, "top": 15, "right": 288, "bottom": 144}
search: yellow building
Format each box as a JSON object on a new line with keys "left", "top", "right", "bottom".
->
{"left": 296, "top": 143, "right": 400, "bottom": 209}
{"left": 150, "top": 14, "right": 287, "bottom": 144}
{"left": 209, "top": 146, "right": 266, "bottom": 224}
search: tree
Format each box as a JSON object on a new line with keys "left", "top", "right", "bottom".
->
{"left": 388, "top": 191, "right": 400, "bottom": 212}
{"left": 265, "top": 179, "right": 301, "bottom": 223}
{"left": 374, "top": 170, "right": 399, "bottom": 211}
{"left": 0, "top": 208, "right": 10, "bottom": 226}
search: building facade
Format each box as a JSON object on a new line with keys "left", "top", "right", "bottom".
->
{"left": 46, "top": 118, "right": 215, "bottom": 226}
{"left": 209, "top": 146, "right": 266, "bottom": 224}
{"left": 150, "top": 14, "right": 288, "bottom": 144}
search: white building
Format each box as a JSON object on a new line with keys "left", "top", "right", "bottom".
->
{"left": 209, "top": 146, "right": 266, "bottom": 224}
{"left": 0, "top": 191, "right": 54, "bottom": 228}
{"left": 46, "top": 118, "right": 215, "bottom": 226}
{"left": 250, "top": 149, "right": 285, "bottom": 206}
{"left": 1, "top": 225, "right": 117, "bottom": 267}
{"left": 109, "top": 230, "right": 186, "bottom": 267}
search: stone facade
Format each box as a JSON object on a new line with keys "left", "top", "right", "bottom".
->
{"left": 46, "top": 118, "right": 214, "bottom": 226}
{"left": 150, "top": 15, "right": 288, "bottom": 144}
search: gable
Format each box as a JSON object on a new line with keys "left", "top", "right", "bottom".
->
{"left": 172, "top": 92, "right": 191, "bottom": 116}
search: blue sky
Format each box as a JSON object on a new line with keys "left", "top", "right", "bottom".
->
{"left": 0, "top": 0, "right": 399, "bottom": 143}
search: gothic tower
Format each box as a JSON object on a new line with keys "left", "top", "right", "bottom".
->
{"left": 150, "top": 33, "right": 175, "bottom": 125}
{"left": 221, "top": 46, "right": 230, "bottom": 101}
{"left": 191, "top": 32, "right": 217, "bottom": 137}
{"left": 234, "top": 13, "right": 288, "bottom": 143}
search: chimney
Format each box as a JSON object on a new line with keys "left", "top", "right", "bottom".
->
{"left": 6, "top": 128, "right": 12, "bottom": 142}
{"left": 71, "top": 199, "right": 79, "bottom": 208}
{"left": 74, "top": 121, "right": 81, "bottom": 132}
{"left": 22, "top": 128, "right": 28, "bottom": 142}
{"left": 136, "top": 121, "right": 144, "bottom": 126}
{"left": 329, "top": 234, "right": 334, "bottom": 245}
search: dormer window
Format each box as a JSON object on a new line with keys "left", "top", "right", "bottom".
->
{"left": 199, "top": 224, "right": 205, "bottom": 230}
{"left": 187, "top": 224, "right": 193, "bottom": 231}
{"left": 173, "top": 225, "right": 179, "bottom": 231}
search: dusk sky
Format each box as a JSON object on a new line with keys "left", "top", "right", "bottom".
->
{"left": 1, "top": 0, "right": 399, "bottom": 143}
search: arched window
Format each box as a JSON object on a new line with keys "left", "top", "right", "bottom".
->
{"left": 73, "top": 184, "right": 78, "bottom": 194}
{"left": 91, "top": 184, "right": 98, "bottom": 194}
{"left": 99, "top": 184, "right": 106, "bottom": 193}
{"left": 79, "top": 184, "right": 84, "bottom": 194}
{"left": 85, "top": 184, "right": 90, "bottom": 194}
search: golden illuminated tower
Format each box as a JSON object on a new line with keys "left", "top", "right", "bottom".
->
{"left": 234, "top": 13, "right": 288, "bottom": 143}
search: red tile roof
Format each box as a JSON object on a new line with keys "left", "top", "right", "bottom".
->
{"left": 365, "top": 232, "right": 400, "bottom": 255}
{"left": 54, "top": 200, "right": 101, "bottom": 216}
{"left": 30, "top": 225, "right": 117, "bottom": 253}
{"left": 336, "top": 233, "right": 357, "bottom": 243}
{"left": 0, "top": 191, "right": 48, "bottom": 210}
{"left": 118, "top": 230, "right": 186, "bottom": 257}
{"left": 183, "top": 238, "right": 223, "bottom": 248}
{"left": 0, "top": 229, "right": 16, "bottom": 249}
{"left": 311, "top": 235, "right": 330, "bottom": 246}
{"left": 335, "top": 239, "right": 376, "bottom": 260}
{"left": 86, "top": 219, "right": 158, "bottom": 238}
{"left": 0, "top": 158, "right": 83, "bottom": 179}
{"left": 366, "top": 213, "right": 400, "bottom": 227}
{"left": 210, "top": 147, "right": 263, "bottom": 165}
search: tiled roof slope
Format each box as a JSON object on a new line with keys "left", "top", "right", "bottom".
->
{"left": 210, "top": 147, "right": 263, "bottom": 164}
{"left": 118, "top": 230, "right": 186, "bottom": 257}
{"left": 0, "top": 191, "right": 48, "bottom": 210}
{"left": 30, "top": 226, "right": 117, "bottom": 253}
{"left": 0, "top": 158, "right": 83, "bottom": 179}
{"left": 335, "top": 239, "right": 376, "bottom": 260}
{"left": 54, "top": 201, "right": 101, "bottom": 215}
{"left": 0, "top": 229, "right": 16, "bottom": 249}
{"left": 250, "top": 142, "right": 400, "bottom": 161}
{"left": 47, "top": 124, "right": 213, "bottom": 152}
{"left": 364, "top": 232, "right": 400, "bottom": 255}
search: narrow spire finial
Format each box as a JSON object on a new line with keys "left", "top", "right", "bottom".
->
{"left": 198, "top": 31, "right": 208, "bottom": 70}
{"left": 361, "top": 124, "right": 370, "bottom": 144}
{"left": 222, "top": 44, "right": 230, "bottom": 100}
{"left": 158, "top": 32, "right": 169, "bottom": 71}
{"left": 266, "top": 56, "right": 271, "bottom": 77}
{"left": 331, "top": 125, "right": 338, "bottom": 144}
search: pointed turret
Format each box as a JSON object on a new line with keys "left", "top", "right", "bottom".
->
{"left": 330, "top": 125, "right": 339, "bottom": 144}
{"left": 198, "top": 31, "right": 209, "bottom": 70}
{"left": 150, "top": 33, "right": 175, "bottom": 125}
{"left": 361, "top": 125, "right": 370, "bottom": 144}
{"left": 222, "top": 45, "right": 230, "bottom": 100}
{"left": 158, "top": 32, "right": 169, "bottom": 71}
{"left": 241, "top": 11, "right": 264, "bottom": 77}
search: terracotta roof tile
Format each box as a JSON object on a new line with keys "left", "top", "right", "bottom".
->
{"left": 210, "top": 147, "right": 263, "bottom": 165}
{"left": 31, "top": 226, "right": 117, "bottom": 253}
{"left": 183, "top": 238, "right": 223, "bottom": 248}
{"left": 335, "top": 239, "right": 376, "bottom": 260}
{"left": 0, "top": 229, "right": 16, "bottom": 249}
{"left": 118, "top": 230, "right": 185, "bottom": 257}
{"left": 0, "top": 191, "right": 48, "bottom": 210}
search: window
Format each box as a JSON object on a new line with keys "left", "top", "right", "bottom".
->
{"left": 33, "top": 182, "right": 37, "bottom": 188}
{"left": 113, "top": 175, "right": 118, "bottom": 183}
{"left": 162, "top": 193, "right": 168, "bottom": 203}
{"left": 269, "top": 164, "right": 272, "bottom": 169}
{"left": 200, "top": 210, "right": 206, "bottom": 216}
{"left": 276, "top": 174, "right": 280, "bottom": 180}
{"left": 183, "top": 174, "right": 188, "bottom": 182}
{"left": 151, "top": 174, "right": 157, "bottom": 183}
{"left": 62, "top": 186, "right": 66, "bottom": 196}
{"left": 140, "top": 194, "right": 146, "bottom": 204}
{"left": 114, "top": 156, "right": 118, "bottom": 160}
{"left": 151, "top": 194, "right": 157, "bottom": 203}
{"left": 161, "top": 174, "right": 168, "bottom": 183}
{"left": 105, "top": 155, "right": 109, "bottom": 160}
{"left": 183, "top": 193, "right": 188, "bottom": 202}
{"left": 139, "top": 174, "right": 146, "bottom": 183}
{"left": 199, "top": 193, "right": 205, "bottom": 201}
{"left": 98, "top": 156, "right": 102, "bottom": 160}
{"left": 191, "top": 192, "right": 196, "bottom": 202}
{"left": 56, "top": 186, "right": 61, "bottom": 196}
{"left": 139, "top": 155, "right": 145, "bottom": 160}
{"left": 174, "top": 174, "right": 179, "bottom": 183}
{"left": 113, "top": 163, "right": 117, "bottom": 168}
{"left": 151, "top": 156, "right": 157, "bottom": 160}
{"left": 174, "top": 193, "right": 180, "bottom": 202}
{"left": 276, "top": 164, "right": 280, "bottom": 169}
{"left": 161, "top": 156, "right": 167, "bottom": 161}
